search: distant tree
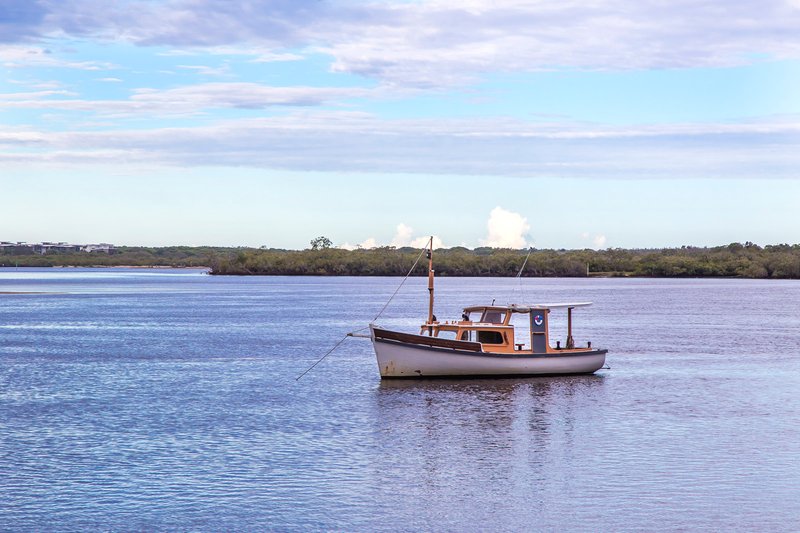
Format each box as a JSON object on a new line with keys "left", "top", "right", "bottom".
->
{"left": 310, "top": 236, "right": 333, "bottom": 250}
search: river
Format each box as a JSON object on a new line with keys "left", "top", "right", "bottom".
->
{"left": 1, "top": 268, "right": 799, "bottom": 531}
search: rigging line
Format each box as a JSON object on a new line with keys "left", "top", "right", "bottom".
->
{"left": 296, "top": 244, "right": 428, "bottom": 381}
{"left": 295, "top": 325, "right": 370, "bottom": 381}
{"left": 371, "top": 243, "right": 428, "bottom": 323}
{"left": 295, "top": 334, "right": 350, "bottom": 381}
{"left": 509, "top": 247, "right": 533, "bottom": 304}
{"left": 516, "top": 247, "right": 533, "bottom": 278}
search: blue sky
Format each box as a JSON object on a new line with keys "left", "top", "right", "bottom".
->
{"left": 2, "top": 0, "right": 800, "bottom": 249}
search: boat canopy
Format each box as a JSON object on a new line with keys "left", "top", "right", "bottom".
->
{"left": 463, "top": 302, "right": 592, "bottom": 313}
{"left": 524, "top": 302, "right": 592, "bottom": 310}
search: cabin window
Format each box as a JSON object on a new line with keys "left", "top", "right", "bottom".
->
{"left": 477, "top": 330, "right": 505, "bottom": 344}
{"left": 481, "top": 310, "right": 504, "bottom": 324}
{"left": 437, "top": 330, "right": 458, "bottom": 340}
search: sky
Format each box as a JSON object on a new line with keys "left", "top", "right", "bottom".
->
{"left": 2, "top": 0, "right": 800, "bottom": 250}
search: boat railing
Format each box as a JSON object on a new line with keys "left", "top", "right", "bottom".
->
{"left": 372, "top": 327, "right": 483, "bottom": 352}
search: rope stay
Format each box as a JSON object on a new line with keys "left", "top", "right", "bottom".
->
{"left": 509, "top": 247, "right": 533, "bottom": 305}
{"left": 516, "top": 247, "right": 533, "bottom": 279}
{"left": 295, "top": 243, "right": 429, "bottom": 381}
{"left": 371, "top": 244, "right": 428, "bottom": 323}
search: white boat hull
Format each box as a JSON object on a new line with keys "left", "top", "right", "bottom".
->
{"left": 371, "top": 331, "right": 607, "bottom": 378}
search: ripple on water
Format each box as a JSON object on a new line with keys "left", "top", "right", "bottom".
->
{"left": 1, "top": 272, "right": 800, "bottom": 530}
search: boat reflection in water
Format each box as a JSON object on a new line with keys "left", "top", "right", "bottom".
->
{"left": 369, "top": 374, "right": 609, "bottom": 520}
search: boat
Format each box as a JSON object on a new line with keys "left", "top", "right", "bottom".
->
{"left": 369, "top": 238, "right": 608, "bottom": 378}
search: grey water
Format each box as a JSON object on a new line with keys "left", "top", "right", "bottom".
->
{"left": 1, "top": 268, "right": 799, "bottom": 532}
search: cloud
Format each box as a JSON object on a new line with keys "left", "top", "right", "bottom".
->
{"left": 0, "top": 89, "right": 76, "bottom": 100}
{"left": 339, "top": 237, "right": 379, "bottom": 250}
{"left": 339, "top": 224, "right": 442, "bottom": 250}
{"left": 390, "top": 224, "right": 443, "bottom": 249}
{"left": 581, "top": 232, "right": 608, "bottom": 249}
{"left": 31, "top": 0, "right": 332, "bottom": 47}
{"left": 593, "top": 235, "right": 607, "bottom": 249}
{"left": 411, "top": 235, "right": 443, "bottom": 249}
{"left": 0, "top": 128, "right": 47, "bottom": 144}
{"left": 155, "top": 45, "right": 305, "bottom": 64}
{"left": 390, "top": 223, "right": 414, "bottom": 247}
{"left": 0, "top": 1, "right": 47, "bottom": 42}
{"left": 0, "top": 83, "right": 373, "bottom": 117}
{"left": 4, "top": 112, "right": 800, "bottom": 179}
{"left": 480, "top": 207, "right": 530, "bottom": 249}
{"left": 8, "top": 79, "right": 64, "bottom": 89}
{"left": 177, "top": 64, "right": 232, "bottom": 77}
{"left": 0, "top": 45, "right": 114, "bottom": 70}
{"left": 7, "top": 1, "right": 800, "bottom": 87}
{"left": 250, "top": 51, "right": 305, "bottom": 63}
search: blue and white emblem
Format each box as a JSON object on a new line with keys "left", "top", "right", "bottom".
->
{"left": 533, "top": 314, "right": 543, "bottom": 326}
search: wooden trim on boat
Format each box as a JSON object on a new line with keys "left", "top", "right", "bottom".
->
{"left": 372, "top": 327, "right": 483, "bottom": 352}
{"left": 373, "top": 327, "right": 608, "bottom": 360}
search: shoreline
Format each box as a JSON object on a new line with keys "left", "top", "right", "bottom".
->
{"left": 0, "top": 265, "right": 210, "bottom": 269}
{"left": 4, "top": 242, "right": 800, "bottom": 279}
{"left": 0, "top": 291, "right": 60, "bottom": 295}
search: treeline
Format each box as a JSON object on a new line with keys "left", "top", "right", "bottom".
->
{"left": 5, "top": 242, "right": 800, "bottom": 278}
{"left": 208, "top": 242, "right": 800, "bottom": 278}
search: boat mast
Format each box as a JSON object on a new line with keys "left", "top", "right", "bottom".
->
{"left": 426, "top": 236, "right": 435, "bottom": 333}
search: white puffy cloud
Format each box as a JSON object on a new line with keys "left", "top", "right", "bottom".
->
{"left": 581, "top": 232, "right": 608, "bottom": 249}
{"left": 593, "top": 234, "right": 607, "bottom": 249}
{"left": 480, "top": 207, "right": 530, "bottom": 249}
{"left": 388, "top": 224, "right": 443, "bottom": 248}
{"left": 339, "top": 224, "right": 443, "bottom": 250}
{"left": 338, "top": 237, "right": 378, "bottom": 250}
{"left": 410, "top": 236, "right": 443, "bottom": 250}
{"left": 390, "top": 223, "right": 414, "bottom": 247}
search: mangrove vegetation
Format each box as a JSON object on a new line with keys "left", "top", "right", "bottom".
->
{"left": 4, "top": 241, "right": 800, "bottom": 279}
{"left": 207, "top": 241, "right": 800, "bottom": 278}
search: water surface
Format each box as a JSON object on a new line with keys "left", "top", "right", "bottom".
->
{"left": 1, "top": 268, "right": 799, "bottom": 531}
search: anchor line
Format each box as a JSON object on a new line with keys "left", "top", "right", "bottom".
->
{"left": 296, "top": 244, "right": 429, "bottom": 381}
{"left": 295, "top": 333, "right": 351, "bottom": 381}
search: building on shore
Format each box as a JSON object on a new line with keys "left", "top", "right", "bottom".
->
{"left": 0, "top": 242, "right": 116, "bottom": 254}
{"left": 81, "top": 243, "right": 114, "bottom": 253}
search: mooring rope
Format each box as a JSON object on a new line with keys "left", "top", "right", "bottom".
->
{"left": 295, "top": 244, "right": 429, "bottom": 381}
{"left": 295, "top": 333, "right": 351, "bottom": 381}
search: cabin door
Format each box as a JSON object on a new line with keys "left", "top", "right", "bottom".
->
{"left": 530, "top": 308, "right": 548, "bottom": 353}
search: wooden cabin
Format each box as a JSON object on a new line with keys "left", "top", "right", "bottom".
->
{"left": 419, "top": 303, "right": 595, "bottom": 355}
